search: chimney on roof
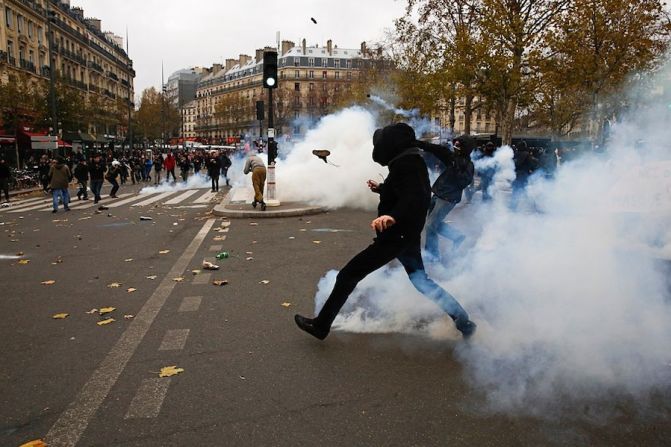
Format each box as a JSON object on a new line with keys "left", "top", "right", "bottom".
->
{"left": 239, "top": 54, "right": 251, "bottom": 66}
{"left": 327, "top": 39, "right": 333, "bottom": 56}
{"left": 361, "top": 42, "right": 367, "bottom": 57}
{"left": 302, "top": 38, "right": 306, "bottom": 55}
{"left": 71, "top": 7, "right": 84, "bottom": 19}
{"left": 281, "top": 40, "right": 295, "bottom": 56}
{"left": 225, "top": 58, "right": 237, "bottom": 71}
{"left": 212, "top": 63, "right": 222, "bottom": 74}
{"left": 84, "top": 18, "right": 102, "bottom": 32}
{"left": 255, "top": 49, "right": 264, "bottom": 63}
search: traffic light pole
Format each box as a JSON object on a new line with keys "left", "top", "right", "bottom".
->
{"left": 265, "top": 86, "right": 279, "bottom": 206}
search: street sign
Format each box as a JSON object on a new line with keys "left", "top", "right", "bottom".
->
{"left": 267, "top": 128, "right": 275, "bottom": 138}
{"left": 31, "top": 135, "right": 58, "bottom": 150}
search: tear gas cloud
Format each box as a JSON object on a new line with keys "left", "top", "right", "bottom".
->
{"left": 139, "top": 172, "right": 211, "bottom": 194}
{"left": 292, "top": 72, "right": 671, "bottom": 417}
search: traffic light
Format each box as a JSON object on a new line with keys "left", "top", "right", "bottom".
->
{"left": 263, "top": 51, "right": 278, "bottom": 89}
{"left": 256, "top": 100, "right": 264, "bottom": 120}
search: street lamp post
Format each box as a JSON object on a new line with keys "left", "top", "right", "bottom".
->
{"left": 46, "top": 2, "right": 58, "bottom": 140}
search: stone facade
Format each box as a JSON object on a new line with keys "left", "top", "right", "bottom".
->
{"left": 0, "top": 0, "right": 134, "bottom": 138}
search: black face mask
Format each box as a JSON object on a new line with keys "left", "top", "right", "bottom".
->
{"left": 371, "top": 123, "right": 416, "bottom": 166}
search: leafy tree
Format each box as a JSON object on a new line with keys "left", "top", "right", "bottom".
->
{"left": 136, "top": 87, "right": 180, "bottom": 142}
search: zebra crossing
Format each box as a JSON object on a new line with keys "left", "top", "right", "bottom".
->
{"left": 1, "top": 188, "right": 221, "bottom": 214}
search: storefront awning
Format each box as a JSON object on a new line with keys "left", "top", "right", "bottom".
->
{"left": 79, "top": 133, "right": 96, "bottom": 142}
{"left": 0, "top": 135, "right": 16, "bottom": 144}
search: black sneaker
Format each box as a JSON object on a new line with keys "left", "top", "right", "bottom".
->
{"left": 261, "top": 202, "right": 267, "bottom": 211}
{"left": 455, "top": 318, "right": 477, "bottom": 339}
{"left": 252, "top": 200, "right": 257, "bottom": 209}
{"left": 52, "top": 209, "right": 57, "bottom": 213}
{"left": 294, "top": 314, "right": 329, "bottom": 340}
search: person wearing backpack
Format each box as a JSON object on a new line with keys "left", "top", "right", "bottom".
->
{"left": 415, "top": 135, "right": 475, "bottom": 262}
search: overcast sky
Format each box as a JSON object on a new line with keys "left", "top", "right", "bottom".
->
{"left": 73, "top": 0, "right": 406, "bottom": 98}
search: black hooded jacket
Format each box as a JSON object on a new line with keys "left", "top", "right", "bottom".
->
{"left": 373, "top": 123, "right": 431, "bottom": 241}
{"left": 416, "top": 138, "right": 474, "bottom": 203}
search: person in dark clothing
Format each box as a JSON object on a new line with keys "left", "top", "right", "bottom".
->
{"left": 74, "top": 159, "right": 89, "bottom": 200}
{"left": 153, "top": 154, "right": 163, "bottom": 185}
{"left": 89, "top": 154, "right": 106, "bottom": 203}
{"left": 0, "top": 158, "right": 11, "bottom": 202}
{"left": 38, "top": 155, "right": 51, "bottom": 193}
{"left": 178, "top": 155, "right": 191, "bottom": 182}
{"left": 193, "top": 155, "right": 202, "bottom": 175}
{"left": 220, "top": 152, "right": 232, "bottom": 186}
{"left": 511, "top": 141, "right": 540, "bottom": 208}
{"left": 106, "top": 160, "right": 121, "bottom": 198}
{"left": 207, "top": 153, "right": 221, "bottom": 192}
{"left": 294, "top": 123, "right": 476, "bottom": 341}
{"left": 416, "top": 135, "right": 475, "bottom": 261}
{"left": 477, "top": 142, "right": 497, "bottom": 201}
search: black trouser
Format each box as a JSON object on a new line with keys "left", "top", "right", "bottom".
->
{"left": 0, "top": 178, "right": 9, "bottom": 201}
{"left": 211, "top": 175, "right": 219, "bottom": 192}
{"left": 90, "top": 179, "right": 103, "bottom": 202}
{"left": 314, "top": 236, "right": 469, "bottom": 331}
{"left": 40, "top": 175, "right": 49, "bottom": 191}
{"left": 167, "top": 169, "right": 176, "bottom": 182}
{"left": 109, "top": 178, "right": 119, "bottom": 197}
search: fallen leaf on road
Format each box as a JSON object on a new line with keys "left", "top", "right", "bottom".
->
{"left": 312, "top": 241, "right": 321, "bottom": 244}
{"left": 246, "top": 251, "right": 253, "bottom": 255}
{"left": 159, "top": 250, "right": 170, "bottom": 254}
{"left": 281, "top": 302, "right": 292, "bottom": 308}
{"left": 249, "top": 222, "right": 258, "bottom": 226}
{"left": 246, "top": 257, "right": 254, "bottom": 261}
{"left": 55, "top": 256, "right": 63, "bottom": 263}
{"left": 16, "top": 251, "right": 24, "bottom": 256}
{"left": 52, "top": 313, "right": 69, "bottom": 319}
{"left": 99, "top": 307, "right": 116, "bottom": 315}
{"left": 146, "top": 275, "right": 157, "bottom": 280}
{"left": 19, "top": 440, "right": 47, "bottom": 447}
{"left": 191, "top": 269, "right": 201, "bottom": 275}
{"left": 260, "top": 280, "right": 270, "bottom": 284}
{"left": 85, "top": 308, "right": 98, "bottom": 314}
{"left": 239, "top": 376, "right": 246, "bottom": 380}
{"left": 212, "top": 280, "right": 229, "bottom": 286}
{"left": 299, "top": 229, "right": 307, "bottom": 232}
{"left": 289, "top": 236, "right": 295, "bottom": 240}
{"left": 127, "top": 287, "right": 137, "bottom": 293}
{"left": 18, "top": 259, "right": 30, "bottom": 265}
{"left": 41, "top": 280, "right": 56, "bottom": 285}
{"left": 124, "top": 258, "right": 133, "bottom": 262}
{"left": 173, "top": 277, "right": 184, "bottom": 282}
{"left": 78, "top": 216, "right": 91, "bottom": 220}
{"left": 107, "top": 282, "right": 121, "bottom": 288}
{"left": 97, "top": 318, "right": 115, "bottom": 326}
{"left": 159, "top": 365, "right": 184, "bottom": 377}
{"left": 213, "top": 236, "right": 226, "bottom": 241}
{"left": 124, "top": 314, "right": 134, "bottom": 319}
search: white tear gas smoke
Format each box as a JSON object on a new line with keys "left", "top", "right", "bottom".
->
{"left": 309, "top": 86, "right": 671, "bottom": 418}
{"left": 274, "top": 107, "right": 382, "bottom": 210}
{"left": 139, "top": 173, "right": 211, "bottom": 194}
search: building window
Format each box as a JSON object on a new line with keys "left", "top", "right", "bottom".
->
{"left": 308, "top": 58, "right": 314, "bottom": 67}
{"left": 294, "top": 97, "right": 301, "bottom": 106}
{"left": 28, "top": 21, "right": 34, "bottom": 38}
{"left": 17, "top": 14, "right": 25, "bottom": 34}
{"left": 335, "top": 71, "right": 340, "bottom": 80}
{"left": 294, "top": 70, "right": 299, "bottom": 78}
{"left": 19, "top": 46, "right": 25, "bottom": 62}
{"left": 322, "top": 71, "right": 327, "bottom": 79}
{"left": 308, "top": 70, "right": 314, "bottom": 79}
{"left": 7, "top": 41, "right": 13, "bottom": 60}
{"left": 294, "top": 57, "right": 299, "bottom": 67}
{"left": 5, "top": 8, "right": 12, "bottom": 28}
{"left": 322, "top": 83, "right": 327, "bottom": 92}
{"left": 322, "top": 58, "right": 327, "bottom": 67}
{"left": 347, "top": 60, "right": 352, "bottom": 69}
{"left": 29, "top": 50, "right": 34, "bottom": 64}
{"left": 294, "top": 82, "right": 300, "bottom": 91}
{"left": 347, "top": 72, "right": 352, "bottom": 81}
{"left": 38, "top": 27, "right": 43, "bottom": 44}
{"left": 309, "top": 83, "right": 314, "bottom": 91}
{"left": 334, "top": 59, "right": 340, "bottom": 69}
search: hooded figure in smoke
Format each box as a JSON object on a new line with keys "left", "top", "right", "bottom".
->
{"left": 416, "top": 135, "right": 475, "bottom": 261}
{"left": 295, "top": 123, "right": 476, "bottom": 340}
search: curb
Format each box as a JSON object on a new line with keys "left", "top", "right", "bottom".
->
{"left": 212, "top": 193, "right": 327, "bottom": 218}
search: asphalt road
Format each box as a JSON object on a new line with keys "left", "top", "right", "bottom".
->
{"left": 1, "top": 186, "right": 670, "bottom": 447}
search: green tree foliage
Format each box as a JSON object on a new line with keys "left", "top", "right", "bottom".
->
{"left": 0, "top": 73, "right": 47, "bottom": 134}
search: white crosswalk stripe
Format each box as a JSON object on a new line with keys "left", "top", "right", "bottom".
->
{"left": 5, "top": 188, "right": 220, "bottom": 213}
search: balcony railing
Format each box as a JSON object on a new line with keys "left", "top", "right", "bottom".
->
{"left": 89, "top": 84, "right": 100, "bottom": 93}
{"left": 62, "top": 76, "right": 87, "bottom": 91}
{"left": 8, "top": 56, "right": 16, "bottom": 66}
{"left": 121, "top": 79, "right": 130, "bottom": 87}
{"left": 41, "top": 65, "right": 50, "bottom": 77}
{"left": 88, "top": 61, "right": 104, "bottom": 73}
{"left": 19, "top": 59, "right": 37, "bottom": 73}
{"left": 107, "top": 71, "right": 119, "bottom": 81}
{"left": 103, "top": 89, "right": 116, "bottom": 99}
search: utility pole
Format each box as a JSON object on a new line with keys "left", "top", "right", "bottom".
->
{"left": 46, "top": 2, "right": 58, "bottom": 140}
{"left": 262, "top": 50, "right": 279, "bottom": 206}
{"left": 126, "top": 27, "right": 132, "bottom": 154}
{"left": 161, "top": 61, "right": 165, "bottom": 150}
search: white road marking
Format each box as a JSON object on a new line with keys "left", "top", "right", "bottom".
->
{"left": 124, "top": 378, "right": 171, "bottom": 419}
{"left": 0, "top": 196, "right": 46, "bottom": 210}
{"left": 44, "top": 218, "right": 216, "bottom": 446}
{"left": 178, "top": 296, "right": 202, "bottom": 312}
{"left": 194, "top": 191, "right": 217, "bottom": 203}
{"left": 158, "top": 329, "right": 190, "bottom": 351}
{"left": 106, "top": 193, "right": 156, "bottom": 208}
{"left": 7, "top": 200, "right": 56, "bottom": 212}
{"left": 209, "top": 245, "right": 223, "bottom": 252}
{"left": 164, "top": 189, "right": 198, "bottom": 205}
{"left": 54, "top": 194, "right": 133, "bottom": 211}
{"left": 192, "top": 272, "right": 211, "bottom": 285}
{"left": 131, "top": 191, "right": 175, "bottom": 207}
